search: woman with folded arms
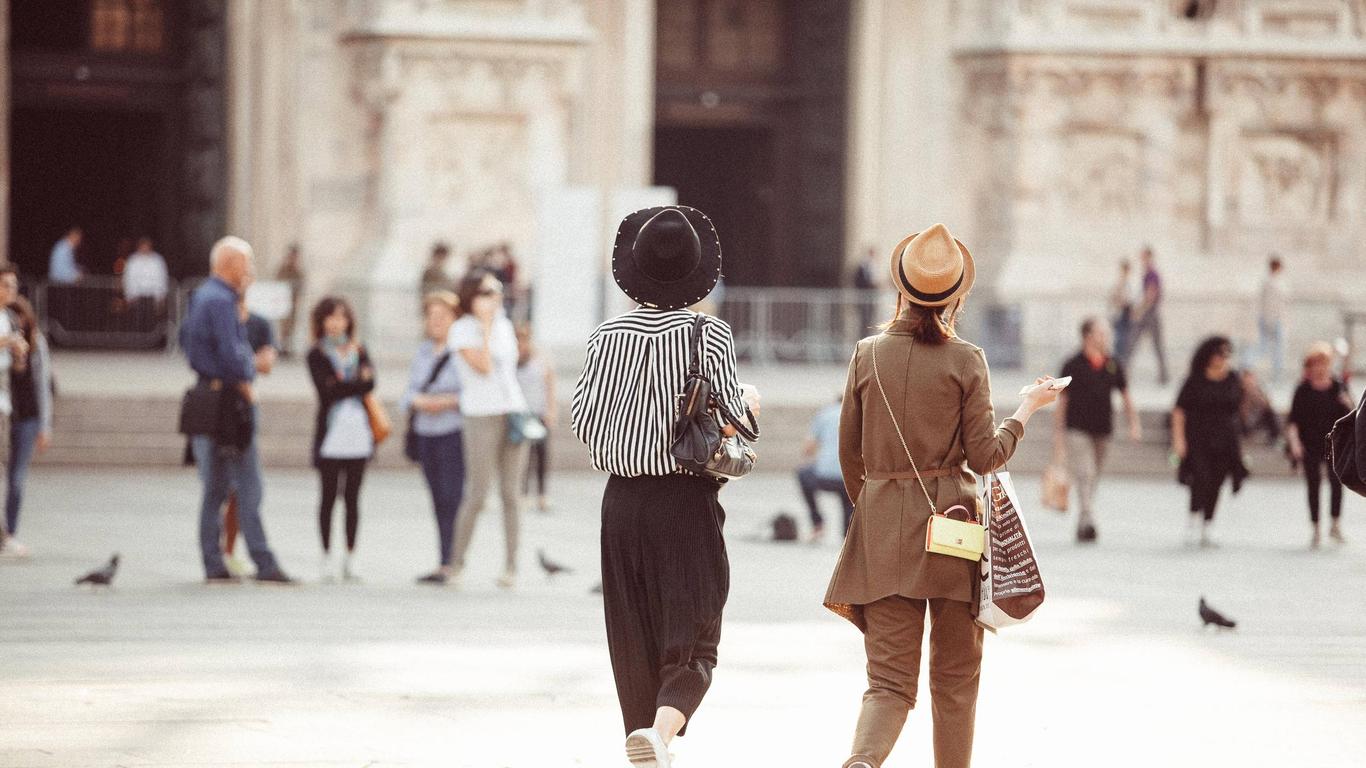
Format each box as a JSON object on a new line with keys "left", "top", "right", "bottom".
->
{"left": 306, "top": 296, "right": 376, "bottom": 582}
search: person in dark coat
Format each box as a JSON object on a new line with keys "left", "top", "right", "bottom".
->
{"left": 1286, "top": 341, "right": 1354, "bottom": 548}
{"left": 1171, "top": 336, "right": 1247, "bottom": 548}
{"left": 306, "top": 296, "right": 376, "bottom": 582}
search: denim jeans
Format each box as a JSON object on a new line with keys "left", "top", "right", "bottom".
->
{"left": 192, "top": 434, "right": 278, "bottom": 577}
{"left": 1257, "top": 318, "right": 1284, "bottom": 383}
{"left": 798, "top": 465, "right": 853, "bottom": 533}
{"left": 417, "top": 430, "right": 466, "bottom": 566}
{"left": 6, "top": 416, "right": 42, "bottom": 535}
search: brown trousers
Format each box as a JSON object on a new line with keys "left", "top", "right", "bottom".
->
{"left": 844, "top": 595, "right": 983, "bottom": 768}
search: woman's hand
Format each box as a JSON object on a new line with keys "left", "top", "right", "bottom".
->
{"left": 740, "top": 383, "right": 762, "bottom": 418}
{"left": 1172, "top": 437, "right": 1188, "bottom": 460}
{"left": 36, "top": 431, "right": 51, "bottom": 454}
{"left": 1020, "top": 376, "right": 1060, "bottom": 413}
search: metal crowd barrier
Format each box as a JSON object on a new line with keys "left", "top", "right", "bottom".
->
{"left": 33, "top": 277, "right": 190, "bottom": 351}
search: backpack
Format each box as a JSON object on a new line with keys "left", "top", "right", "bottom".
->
{"left": 1329, "top": 387, "right": 1366, "bottom": 497}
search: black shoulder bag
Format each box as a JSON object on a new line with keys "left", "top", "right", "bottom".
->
{"left": 404, "top": 351, "right": 453, "bottom": 462}
{"left": 1330, "top": 386, "right": 1366, "bottom": 497}
{"left": 670, "top": 315, "right": 760, "bottom": 480}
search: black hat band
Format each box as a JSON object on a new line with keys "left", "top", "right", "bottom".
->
{"left": 897, "top": 265, "right": 964, "bottom": 304}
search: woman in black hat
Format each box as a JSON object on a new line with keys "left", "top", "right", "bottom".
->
{"left": 571, "top": 206, "right": 760, "bottom": 768}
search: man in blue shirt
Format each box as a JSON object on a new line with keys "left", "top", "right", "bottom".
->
{"left": 48, "top": 227, "right": 84, "bottom": 285}
{"left": 797, "top": 395, "right": 853, "bottom": 541}
{"left": 182, "top": 236, "right": 292, "bottom": 584}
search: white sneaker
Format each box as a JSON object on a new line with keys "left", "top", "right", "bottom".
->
{"left": 1329, "top": 521, "right": 1346, "bottom": 544}
{"left": 342, "top": 553, "right": 359, "bottom": 582}
{"left": 1199, "top": 522, "right": 1217, "bottom": 549}
{"left": 625, "top": 728, "right": 672, "bottom": 767}
{"left": 1311, "top": 526, "right": 1322, "bottom": 550}
{"left": 495, "top": 571, "right": 516, "bottom": 590}
{"left": 320, "top": 552, "right": 334, "bottom": 583}
{"left": 224, "top": 554, "right": 248, "bottom": 577}
{"left": 0, "top": 538, "right": 30, "bottom": 559}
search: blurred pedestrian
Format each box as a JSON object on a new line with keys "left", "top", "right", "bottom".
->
{"left": 1171, "top": 336, "right": 1246, "bottom": 548}
{"left": 572, "top": 205, "right": 760, "bottom": 765}
{"left": 1052, "top": 318, "right": 1141, "bottom": 544}
{"left": 0, "top": 267, "right": 33, "bottom": 558}
{"left": 275, "top": 243, "right": 306, "bottom": 358}
{"left": 123, "top": 236, "right": 169, "bottom": 303}
{"left": 4, "top": 294, "right": 51, "bottom": 549}
{"left": 306, "top": 296, "right": 375, "bottom": 582}
{"left": 824, "top": 224, "right": 1057, "bottom": 768}
{"left": 47, "top": 227, "right": 83, "bottom": 285}
{"left": 420, "top": 241, "right": 453, "bottom": 295}
{"left": 181, "top": 236, "right": 293, "bottom": 584}
{"left": 449, "top": 271, "right": 529, "bottom": 590}
{"left": 1108, "top": 259, "right": 1134, "bottom": 358}
{"left": 516, "top": 324, "right": 556, "bottom": 513}
{"left": 797, "top": 394, "right": 850, "bottom": 542}
{"left": 1253, "top": 256, "right": 1286, "bottom": 383}
{"left": 220, "top": 294, "right": 279, "bottom": 576}
{"left": 853, "top": 246, "right": 881, "bottom": 337}
{"left": 123, "top": 236, "right": 169, "bottom": 335}
{"left": 1123, "top": 245, "right": 1169, "bottom": 384}
{"left": 402, "top": 291, "right": 465, "bottom": 585}
{"left": 1286, "top": 342, "right": 1353, "bottom": 549}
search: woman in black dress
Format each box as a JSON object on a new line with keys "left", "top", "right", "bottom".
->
{"left": 1285, "top": 342, "right": 1353, "bottom": 548}
{"left": 1171, "top": 336, "right": 1247, "bottom": 548}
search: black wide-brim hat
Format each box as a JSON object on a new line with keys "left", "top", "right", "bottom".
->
{"left": 612, "top": 205, "right": 722, "bottom": 311}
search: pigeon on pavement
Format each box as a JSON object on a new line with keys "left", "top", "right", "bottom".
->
{"left": 76, "top": 554, "right": 120, "bottom": 587}
{"left": 538, "top": 550, "right": 572, "bottom": 578}
{"left": 1199, "top": 596, "right": 1236, "bottom": 629}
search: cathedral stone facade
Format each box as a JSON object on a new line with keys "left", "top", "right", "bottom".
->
{"left": 3, "top": 0, "right": 1364, "bottom": 369}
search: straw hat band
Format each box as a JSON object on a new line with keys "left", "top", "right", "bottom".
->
{"left": 895, "top": 266, "right": 964, "bottom": 305}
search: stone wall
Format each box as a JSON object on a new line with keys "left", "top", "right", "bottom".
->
{"left": 942, "top": 0, "right": 1366, "bottom": 374}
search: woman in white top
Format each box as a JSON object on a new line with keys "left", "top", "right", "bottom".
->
{"left": 306, "top": 297, "right": 376, "bottom": 582}
{"left": 449, "top": 271, "right": 530, "bottom": 589}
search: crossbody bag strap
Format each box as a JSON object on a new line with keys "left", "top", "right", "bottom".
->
{"left": 870, "top": 335, "right": 938, "bottom": 515}
{"left": 422, "top": 351, "right": 452, "bottom": 393}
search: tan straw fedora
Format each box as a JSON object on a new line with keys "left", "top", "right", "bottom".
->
{"left": 888, "top": 223, "right": 976, "bottom": 308}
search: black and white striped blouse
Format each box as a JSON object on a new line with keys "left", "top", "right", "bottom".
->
{"left": 572, "top": 308, "right": 749, "bottom": 477}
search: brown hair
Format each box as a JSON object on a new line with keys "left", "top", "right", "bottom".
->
{"left": 881, "top": 295, "right": 958, "bottom": 345}
{"left": 455, "top": 270, "right": 498, "bottom": 318}
{"left": 309, "top": 296, "right": 357, "bottom": 342}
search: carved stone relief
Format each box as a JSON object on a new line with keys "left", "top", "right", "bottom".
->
{"left": 1233, "top": 131, "right": 1336, "bottom": 224}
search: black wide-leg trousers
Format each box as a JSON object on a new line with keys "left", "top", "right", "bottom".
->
{"left": 601, "top": 473, "right": 729, "bottom": 738}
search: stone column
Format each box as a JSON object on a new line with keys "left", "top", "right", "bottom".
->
{"left": 843, "top": 0, "right": 884, "bottom": 264}
{"left": 1, "top": 0, "right": 10, "bottom": 261}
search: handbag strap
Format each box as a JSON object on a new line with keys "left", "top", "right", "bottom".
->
{"left": 682, "top": 314, "right": 760, "bottom": 441}
{"left": 870, "top": 334, "right": 939, "bottom": 515}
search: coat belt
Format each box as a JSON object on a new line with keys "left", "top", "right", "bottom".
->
{"left": 865, "top": 466, "right": 963, "bottom": 480}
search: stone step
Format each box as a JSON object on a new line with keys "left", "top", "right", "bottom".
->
{"left": 43, "top": 393, "right": 1285, "bottom": 476}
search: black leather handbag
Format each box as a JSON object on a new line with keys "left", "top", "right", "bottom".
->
{"left": 178, "top": 380, "right": 224, "bottom": 436}
{"left": 669, "top": 315, "right": 759, "bottom": 480}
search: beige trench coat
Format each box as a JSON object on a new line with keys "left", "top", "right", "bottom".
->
{"left": 824, "top": 319, "right": 1024, "bottom": 630}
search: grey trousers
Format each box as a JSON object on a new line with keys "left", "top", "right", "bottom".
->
{"left": 1066, "top": 429, "right": 1109, "bottom": 528}
{"left": 452, "top": 414, "right": 529, "bottom": 574}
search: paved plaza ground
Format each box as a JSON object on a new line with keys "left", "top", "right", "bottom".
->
{"left": 3, "top": 466, "right": 1365, "bottom": 767}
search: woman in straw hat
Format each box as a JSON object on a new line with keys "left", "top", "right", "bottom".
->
{"left": 825, "top": 224, "right": 1059, "bottom": 768}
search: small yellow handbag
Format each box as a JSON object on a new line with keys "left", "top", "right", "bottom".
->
{"left": 925, "top": 504, "right": 986, "bottom": 561}
{"left": 871, "top": 337, "right": 985, "bottom": 562}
